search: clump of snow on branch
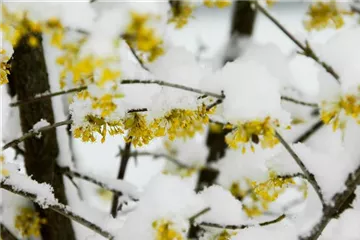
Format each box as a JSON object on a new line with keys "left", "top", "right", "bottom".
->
{"left": 116, "top": 174, "right": 205, "bottom": 240}
{"left": 196, "top": 185, "right": 248, "bottom": 225}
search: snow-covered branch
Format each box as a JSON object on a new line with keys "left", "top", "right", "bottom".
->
{"left": 275, "top": 131, "right": 324, "bottom": 204}
{"left": 0, "top": 181, "right": 114, "bottom": 240}
{"left": 300, "top": 164, "right": 360, "bottom": 240}
{"left": 254, "top": 1, "right": 340, "bottom": 83}
{"left": 2, "top": 120, "right": 72, "bottom": 151}
{"left": 57, "top": 166, "right": 139, "bottom": 201}
{"left": 198, "top": 214, "right": 286, "bottom": 230}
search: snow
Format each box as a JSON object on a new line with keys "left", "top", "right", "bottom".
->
{"left": 196, "top": 185, "right": 248, "bottom": 225}
{"left": 32, "top": 119, "right": 50, "bottom": 132}
{"left": 115, "top": 174, "right": 205, "bottom": 240}
{"left": 205, "top": 59, "right": 291, "bottom": 123}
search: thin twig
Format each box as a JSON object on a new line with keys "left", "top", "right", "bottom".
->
{"left": 125, "top": 40, "right": 149, "bottom": 71}
{"left": 300, "top": 164, "right": 360, "bottom": 240}
{"left": 254, "top": 1, "right": 340, "bottom": 82}
{"left": 281, "top": 96, "right": 318, "bottom": 108}
{"left": 10, "top": 80, "right": 224, "bottom": 107}
{"left": 189, "top": 207, "right": 211, "bottom": 223}
{"left": 199, "top": 214, "right": 285, "bottom": 230}
{"left": 111, "top": 142, "right": 132, "bottom": 218}
{"left": 0, "top": 181, "right": 114, "bottom": 240}
{"left": 2, "top": 120, "right": 72, "bottom": 151}
{"left": 119, "top": 149, "right": 192, "bottom": 169}
{"left": 293, "top": 120, "right": 324, "bottom": 143}
{"left": 120, "top": 79, "right": 224, "bottom": 99}
{"left": 57, "top": 166, "right": 139, "bottom": 201}
{"left": 275, "top": 131, "right": 324, "bottom": 204}
{"left": 10, "top": 86, "right": 87, "bottom": 107}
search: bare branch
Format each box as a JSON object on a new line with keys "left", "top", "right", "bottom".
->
{"left": 2, "top": 120, "right": 72, "bottom": 151}
{"left": 120, "top": 79, "right": 224, "bottom": 99}
{"left": 293, "top": 120, "right": 324, "bottom": 143}
{"left": 275, "top": 131, "right": 324, "bottom": 204}
{"left": 119, "top": 149, "right": 192, "bottom": 169}
{"left": 111, "top": 142, "right": 132, "bottom": 218}
{"left": 254, "top": 1, "right": 340, "bottom": 83}
{"left": 198, "top": 214, "right": 286, "bottom": 230}
{"left": 281, "top": 96, "right": 318, "bottom": 108}
{"left": 0, "top": 181, "right": 114, "bottom": 240}
{"left": 300, "top": 164, "right": 360, "bottom": 240}
{"left": 10, "top": 86, "right": 87, "bottom": 107}
{"left": 189, "top": 207, "right": 211, "bottom": 223}
{"left": 57, "top": 166, "right": 139, "bottom": 201}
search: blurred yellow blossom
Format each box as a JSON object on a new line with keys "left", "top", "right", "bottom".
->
{"left": 152, "top": 219, "right": 185, "bottom": 240}
{"left": 15, "top": 207, "right": 47, "bottom": 238}
{"left": 304, "top": 0, "right": 354, "bottom": 31}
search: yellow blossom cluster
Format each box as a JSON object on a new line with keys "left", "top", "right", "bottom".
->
{"left": 230, "top": 173, "right": 296, "bottom": 217}
{"left": 15, "top": 207, "right": 47, "bottom": 238}
{"left": 168, "top": 1, "right": 195, "bottom": 29}
{"left": 225, "top": 117, "right": 283, "bottom": 154}
{"left": 152, "top": 105, "right": 212, "bottom": 141}
{"left": 152, "top": 219, "right": 185, "bottom": 240}
{"left": 214, "top": 230, "right": 237, "bottom": 240}
{"left": 124, "top": 12, "right": 164, "bottom": 62}
{"left": 0, "top": 155, "right": 9, "bottom": 176}
{"left": 203, "top": 0, "right": 232, "bottom": 8}
{"left": 0, "top": 49, "right": 11, "bottom": 85}
{"left": 1, "top": 6, "right": 42, "bottom": 48}
{"left": 320, "top": 90, "right": 360, "bottom": 131}
{"left": 73, "top": 105, "right": 213, "bottom": 147}
{"left": 304, "top": 0, "right": 354, "bottom": 31}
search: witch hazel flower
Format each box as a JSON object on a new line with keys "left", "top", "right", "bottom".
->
{"left": 210, "top": 60, "right": 291, "bottom": 153}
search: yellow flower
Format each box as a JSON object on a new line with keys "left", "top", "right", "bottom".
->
{"left": 169, "top": 1, "right": 194, "bottom": 29}
{"left": 73, "top": 115, "right": 124, "bottom": 143}
{"left": 152, "top": 219, "right": 184, "bottom": 240}
{"left": 320, "top": 90, "right": 360, "bottom": 131}
{"left": 225, "top": 117, "right": 281, "bottom": 152}
{"left": 0, "top": 61, "right": 10, "bottom": 85}
{"left": 28, "top": 35, "right": 39, "bottom": 47}
{"left": 304, "top": 0, "right": 354, "bottom": 31}
{"left": 204, "top": 0, "right": 231, "bottom": 8}
{"left": 15, "top": 207, "right": 47, "bottom": 238}
{"left": 125, "top": 12, "right": 164, "bottom": 62}
{"left": 124, "top": 113, "right": 154, "bottom": 147}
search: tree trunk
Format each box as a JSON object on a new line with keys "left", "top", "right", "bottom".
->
{"left": 7, "top": 33, "right": 76, "bottom": 240}
{"left": 223, "top": 1, "right": 257, "bottom": 64}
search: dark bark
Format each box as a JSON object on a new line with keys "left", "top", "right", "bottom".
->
{"left": 7, "top": 33, "right": 76, "bottom": 240}
{"left": 223, "top": 1, "right": 257, "bottom": 64}
{"left": 230, "top": 1, "right": 257, "bottom": 36}
{"left": 0, "top": 224, "right": 18, "bottom": 240}
{"left": 110, "top": 142, "right": 132, "bottom": 218}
